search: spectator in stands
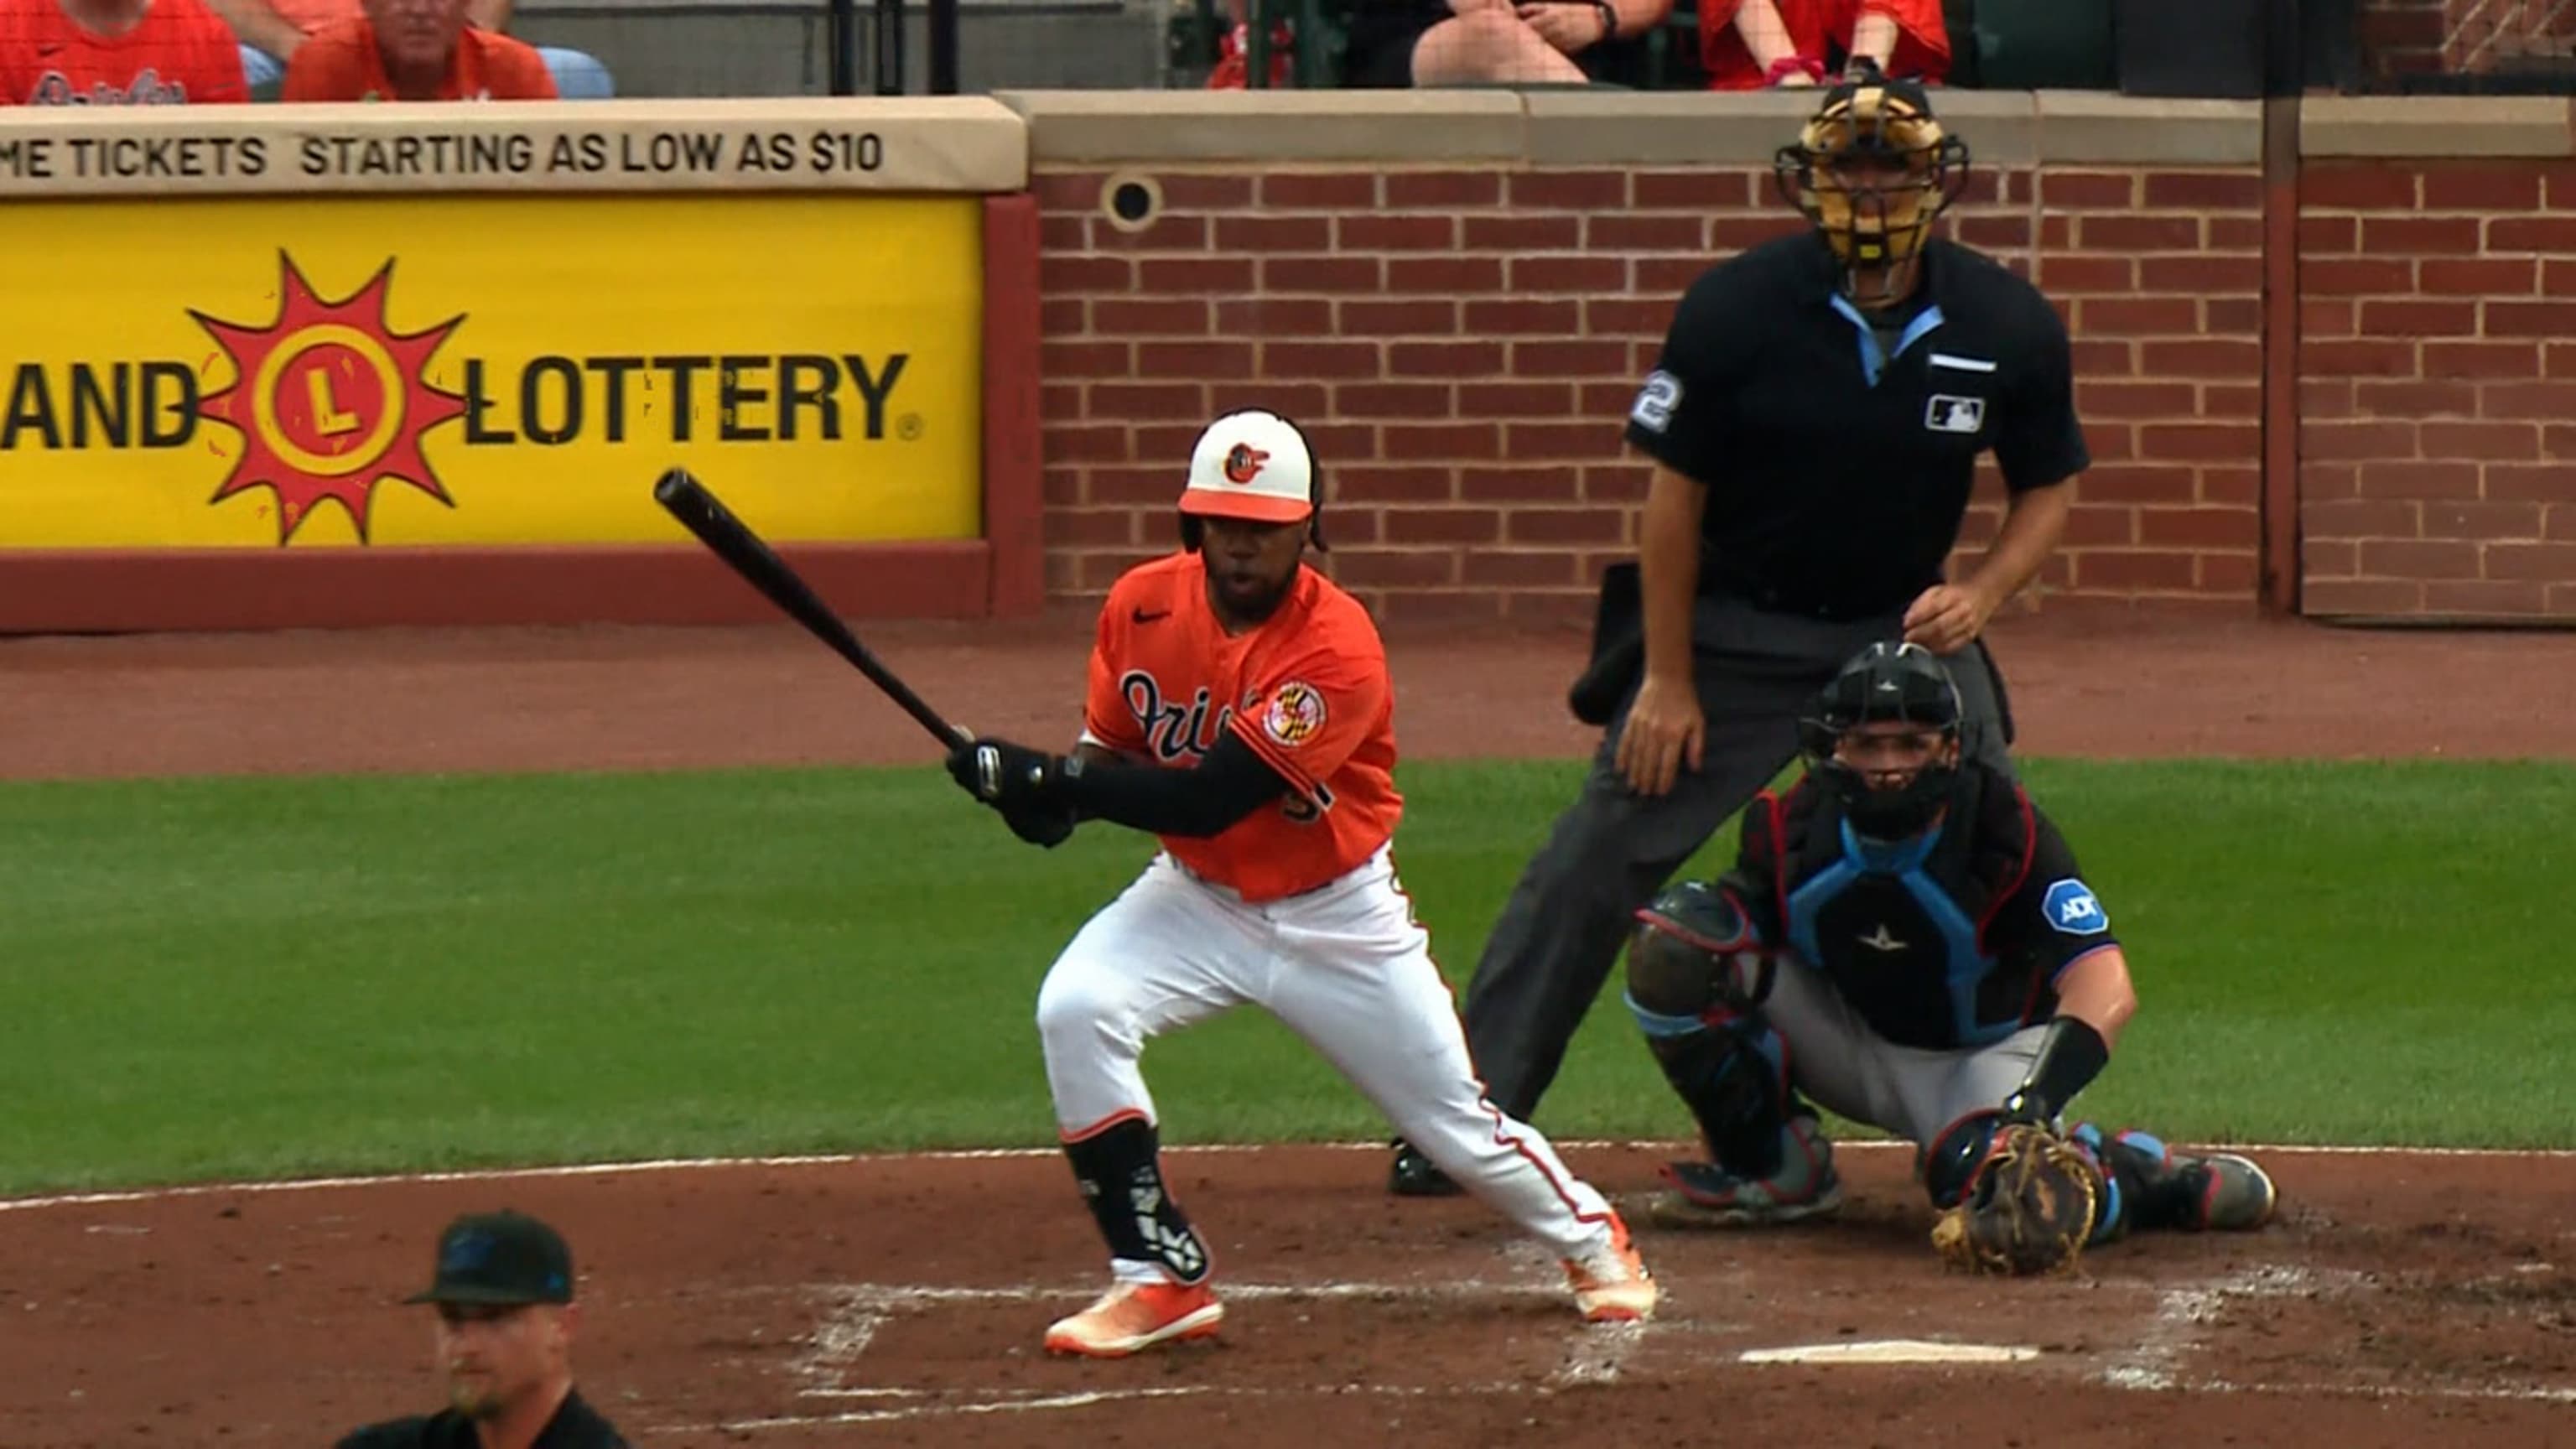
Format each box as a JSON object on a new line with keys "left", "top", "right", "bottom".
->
{"left": 279, "top": 0, "right": 558, "bottom": 99}
{"left": 1701, "top": 0, "right": 1946, "bottom": 90}
{"left": 0, "top": 0, "right": 247, "bottom": 103}
{"left": 1343, "top": 0, "right": 1675, "bottom": 88}
{"left": 210, "top": 0, "right": 609, "bottom": 97}
{"left": 1204, "top": 0, "right": 1292, "bottom": 87}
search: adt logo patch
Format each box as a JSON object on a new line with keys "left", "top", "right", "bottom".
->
{"left": 2042, "top": 879, "right": 2109, "bottom": 936}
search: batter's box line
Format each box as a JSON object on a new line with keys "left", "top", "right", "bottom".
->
{"left": 2194, "top": 1379, "right": 2576, "bottom": 1406}
{"left": 2096, "top": 1263, "right": 2342, "bottom": 1392}
{"left": 789, "top": 1278, "right": 1654, "bottom": 1405}
{"left": 2096, "top": 1264, "right": 2576, "bottom": 1408}
{"left": 652, "top": 1383, "right": 1543, "bottom": 1436}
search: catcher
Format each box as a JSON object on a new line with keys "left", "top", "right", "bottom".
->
{"left": 1623, "top": 641, "right": 2276, "bottom": 1274}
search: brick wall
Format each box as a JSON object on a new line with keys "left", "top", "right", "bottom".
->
{"left": 2297, "top": 159, "right": 2576, "bottom": 619}
{"left": 2360, "top": 0, "right": 2449, "bottom": 79}
{"left": 1033, "top": 162, "right": 2265, "bottom": 625}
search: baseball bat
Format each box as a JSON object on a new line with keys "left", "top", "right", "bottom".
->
{"left": 652, "top": 466, "right": 963, "bottom": 749}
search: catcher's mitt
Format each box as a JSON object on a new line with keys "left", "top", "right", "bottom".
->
{"left": 1929, "top": 1123, "right": 2101, "bottom": 1276}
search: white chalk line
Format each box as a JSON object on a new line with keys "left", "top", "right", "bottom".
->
{"left": 785, "top": 1277, "right": 1597, "bottom": 1399}
{"left": 2083, "top": 1264, "right": 2576, "bottom": 1410}
{"left": 9, "top": 1138, "right": 2574, "bottom": 1214}
{"left": 653, "top": 1374, "right": 2576, "bottom": 1436}
{"left": 666, "top": 1385, "right": 1219, "bottom": 1433}
{"left": 2097, "top": 1264, "right": 2339, "bottom": 1391}
{"left": 724, "top": 1270, "right": 1650, "bottom": 1436}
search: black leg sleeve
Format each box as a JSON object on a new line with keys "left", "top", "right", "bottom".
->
{"left": 1062, "top": 1117, "right": 1213, "bottom": 1284}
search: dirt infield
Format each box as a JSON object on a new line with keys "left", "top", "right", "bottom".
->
{"left": 8, "top": 1145, "right": 2576, "bottom": 1447}
{"left": 5, "top": 601, "right": 2575, "bottom": 1446}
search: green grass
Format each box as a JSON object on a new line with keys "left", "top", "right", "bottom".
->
{"left": 2, "top": 758, "right": 2568, "bottom": 1197}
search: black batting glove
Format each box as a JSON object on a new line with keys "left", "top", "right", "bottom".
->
{"left": 1000, "top": 797, "right": 1078, "bottom": 849}
{"left": 944, "top": 735, "right": 1066, "bottom": 813}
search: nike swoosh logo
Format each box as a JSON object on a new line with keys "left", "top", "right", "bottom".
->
{"left": 1131, "top": 608, "right": 1171, "bottom": 624}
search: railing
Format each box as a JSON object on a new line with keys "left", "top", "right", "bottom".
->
{"left": 828, "top": 0, "right": 964, "bottom": 92}
{"left": 2444, "top": 0, "right": 2576, "bottom": 77}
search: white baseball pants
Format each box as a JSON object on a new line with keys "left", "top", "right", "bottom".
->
{"left": 1037, "top": 845, "right": 1621, "bottom": 1274}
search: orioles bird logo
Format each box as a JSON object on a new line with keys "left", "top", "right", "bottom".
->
{"left": 1223, "top": 443, "right": 1270, "bottom": 484}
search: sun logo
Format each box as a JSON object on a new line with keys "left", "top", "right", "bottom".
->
{"left": 190, "top": 252, "right": 468, "bottom": 545}
{"left": 1223, "top": 442, "right": 1270, "bottom": 485}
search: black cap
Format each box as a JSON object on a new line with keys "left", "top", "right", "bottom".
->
{"left": 405, "top": 1211, "right": 575, "bottom": 1306}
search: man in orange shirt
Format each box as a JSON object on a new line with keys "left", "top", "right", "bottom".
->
{"left": 1, "top": 0, "right": 247, "bottom": 104}
{"left": 279, "top": 0, "right": 550, "bottom": 100}
{"left": 944, "top": 409, "right": 1659, "bottom": 1358}
{"left": 210, "top": 0, "right": 608, "bottom": 96}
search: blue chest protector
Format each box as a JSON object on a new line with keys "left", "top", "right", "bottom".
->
{"left": 1773, "top": 771, "right": 2037, "bottom": 1051}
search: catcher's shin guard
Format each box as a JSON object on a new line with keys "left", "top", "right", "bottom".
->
{"left": 1062, "top": 1114, "right": 1213, "bottom": 1284}
{"left": 1625, "top": 995, "right": 1790, "bottom": 1175}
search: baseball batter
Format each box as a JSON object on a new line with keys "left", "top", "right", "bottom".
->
{"left": 1623, "top": 641, "right": 2277, "bottom": 1265}
{"left": 943, "top": 408, "right": 1656, "bottom": 1358}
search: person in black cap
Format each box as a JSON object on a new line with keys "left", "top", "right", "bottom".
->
{"left": 1390, "top": 60, "right": 2089, "bottom": 1196}
{"left": 335, "top": 1209, "right": 630, "bottom": 1449}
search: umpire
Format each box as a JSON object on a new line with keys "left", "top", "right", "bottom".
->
{"left": 1393, "top": 61, "right": 2089, "bottom": 1195}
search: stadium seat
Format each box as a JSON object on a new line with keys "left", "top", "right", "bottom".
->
{"left": 1971, "top": 0, "right": 2114, "bottom": 89}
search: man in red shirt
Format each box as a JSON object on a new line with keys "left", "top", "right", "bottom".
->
{"left": 0, "top": 0, "right": 247, "bottom": 104}
{"left": 280, "top": 0, "right": 552, "bottom": 100}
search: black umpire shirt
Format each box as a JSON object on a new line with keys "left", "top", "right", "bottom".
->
{"left": 335, "top": 1388, "right": 631, "bottom": 1448}
{"left": 1623, "top": 231, "right": 2090, "bottom": 622}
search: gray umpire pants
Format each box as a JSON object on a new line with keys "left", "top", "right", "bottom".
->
{"left": 1456, "top": 595, "right": 2014, "bottom": 1123}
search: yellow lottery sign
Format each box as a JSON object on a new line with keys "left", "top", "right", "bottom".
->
{"left": 0, "top": 193, "right": 983, "bottom": 548}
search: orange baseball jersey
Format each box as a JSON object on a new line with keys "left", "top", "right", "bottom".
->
{"left": 270, "top": 0, "right": 358, "bottom": 31}
{"left": 0, "top": 0, "right": 247, "bottom": 105}
{"left": 279, "top": 18, "right": 556, "bottom": 101}
{"left": 1083, "top": 553, "right": 1401, "bottom": 904}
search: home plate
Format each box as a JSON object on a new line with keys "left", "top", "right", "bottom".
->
{"left": 1739, "top": 1340, "right": 2043, "bottom": 1366}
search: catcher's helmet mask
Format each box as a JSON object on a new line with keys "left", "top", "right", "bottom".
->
{"left": 1771, "top": 59, "right": 1970, "bottom": 306}
{"left": 1800, "top": 641, "right": 1964, "bottom": 841}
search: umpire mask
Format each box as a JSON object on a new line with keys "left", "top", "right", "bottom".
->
{"left": 1771, "top": 60, "right": 1968, "bottom": 306}
{"left": 1800, "top": 641, "right": 1964, "bottom": 841}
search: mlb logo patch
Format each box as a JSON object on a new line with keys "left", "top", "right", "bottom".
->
{"left": 2042, "top": 878, "right": 2109, "bottom": 937}
{"left": 1924, "top": 395, "right": 1986, "bottom": 434}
